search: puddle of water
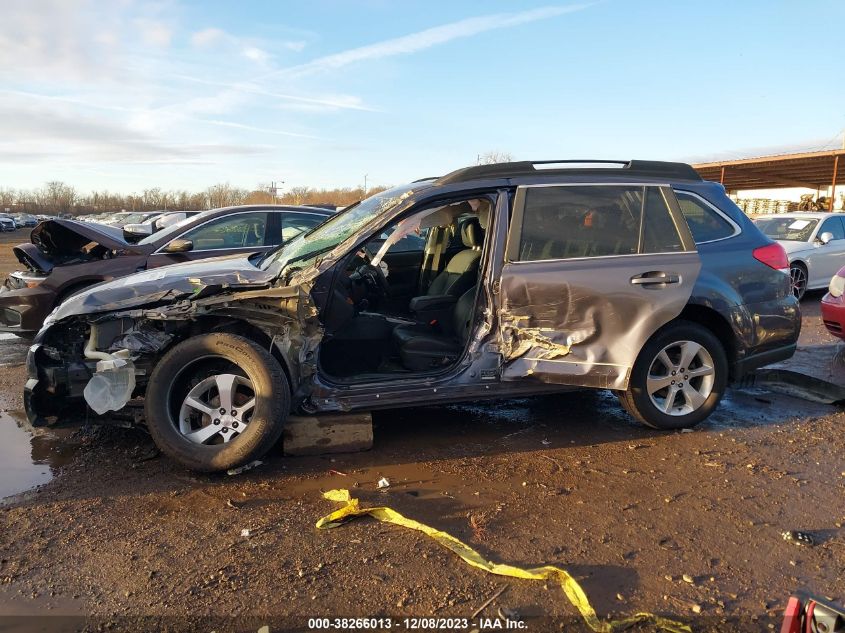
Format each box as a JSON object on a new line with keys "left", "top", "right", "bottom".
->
{"left": 0, "top": 411, "right": 78, "bottom": 501}
{"left": 0, "top": 332, "right": 30, "bottom": 366}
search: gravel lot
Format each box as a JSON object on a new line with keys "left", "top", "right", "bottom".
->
{"left": 0, "top": 229, "right": 843, "bottom": 632}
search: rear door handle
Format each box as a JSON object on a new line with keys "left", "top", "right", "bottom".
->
{"left": 630, "top": 272, "right": 681, "bottom": 286}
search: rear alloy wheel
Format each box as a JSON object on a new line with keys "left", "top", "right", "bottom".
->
{"left": 145, "top": 333, "right": 289, "bottom": 472}
{"left": 789, "top": 263, "right": 807, "bottom": 300}
{"left": 618, "top": 321, "right": 727, "bottom": 430}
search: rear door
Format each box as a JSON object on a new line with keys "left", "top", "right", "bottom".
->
{"left": 497, "top": 183, "right": 701, "bottom": 390}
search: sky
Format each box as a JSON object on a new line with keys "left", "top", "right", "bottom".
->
{"left": 2, "top": 0, "right": 845, "bottom": 195}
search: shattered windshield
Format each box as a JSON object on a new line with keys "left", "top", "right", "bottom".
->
{"left": 260, "top": 182, "right": 419, "bottom": 276}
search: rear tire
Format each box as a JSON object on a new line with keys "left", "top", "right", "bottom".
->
{"left": 144, "top": 333, "right": 289, "bottom": 472}
{"left": 618, "top": 321, "right": 727, "bottom": 430}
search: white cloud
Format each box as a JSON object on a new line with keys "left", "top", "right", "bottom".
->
{"left": 171, "top": 75, "right": 380, "bottom": 112}
{"left": 283, "top": 40, "right": 307, "bottom": 52}
{"left": 0, "top": 97, "right": 272, "bottom": 166}
{"left": 191, "top": 27, "right": 226, "bottom": 47}
{"left": 242, "top": 46, "right": 271, "bottom": 65}
{"left": 271, "top": 4, "right": 593, "bottom": 78}
{"left": 190, "top": 26, "right": 277, "bottom": 66}
{"left": 0, "top": 0, "right": 120, "bottom": 81}
{"left": 135, "top": 18, "right": 173, "bottom": 48}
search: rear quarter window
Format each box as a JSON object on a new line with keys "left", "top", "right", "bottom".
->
{"left": 675, "top": 191, "right": 737, "bottom": 243}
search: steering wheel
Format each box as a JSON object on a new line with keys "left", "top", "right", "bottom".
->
{"left": 349, "top": 249, "right": 389, "bottom": 309}
{"left": 356, "top": 248, "right": 390, "bottom": 296}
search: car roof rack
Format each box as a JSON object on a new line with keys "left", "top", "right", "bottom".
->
{"left": 435, "top": 160, "right": 702, "bottom": 185}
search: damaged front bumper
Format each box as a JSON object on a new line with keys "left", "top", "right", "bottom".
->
{"left": 24, "top": 342, "right": 95, "bottom": 426}
{"left": 24, "top": 317, "right": 162, "bottom": 427}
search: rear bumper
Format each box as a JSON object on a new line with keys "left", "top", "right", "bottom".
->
{"left": 820, "top": 292, "right": 845, "bottom": 341}
{"left": 730, "top": 295, "right": 800, "bottom": 378}
{"left": 732, "top": 343, "right": 796, "bottom": 378}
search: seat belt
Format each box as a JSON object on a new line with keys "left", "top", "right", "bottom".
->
{"left": 419, "top": 226, "right": 447, "bottom": 293}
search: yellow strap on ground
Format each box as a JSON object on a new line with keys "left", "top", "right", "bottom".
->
{"left": 316, "top": 489, "right": 691, "bottom": 633}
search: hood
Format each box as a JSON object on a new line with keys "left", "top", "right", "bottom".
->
{"left": 775, "top": 239, "right": 816, "bottom": 257}
{"left": 15, "top": 219, "right": 146, "bottom": 273}
{"left": 31, "top": 219, "right": 144, "bottom": 257}
{"left": 12, "top": 243, "right": 53, "bottom": 274}
{"left": 48, "top": 253, "right": 276, "bottom": 323}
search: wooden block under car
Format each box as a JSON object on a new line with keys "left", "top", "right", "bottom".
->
{"left": 283, "top": 412, "right": 373, "bottom": 455}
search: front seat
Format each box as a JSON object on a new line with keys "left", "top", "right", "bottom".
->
{"left": 423, "top": 218, "right": 483, "bottom": 298}
{"left": 393, "top": 286, "right": 477, "bottom": 371}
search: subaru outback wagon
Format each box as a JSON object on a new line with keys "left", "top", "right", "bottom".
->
{"left": 25, "top": 160, "right": 799, "bottom": 472}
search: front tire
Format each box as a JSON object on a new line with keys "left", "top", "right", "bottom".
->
{"left": 790, "top": 262, "right": 807, "bottom": 300}
{"left": 618, "top": 321, "right": 727, "bottom": 430}
{"left": 145, "top": 333, "right": 289, "bottom": 472}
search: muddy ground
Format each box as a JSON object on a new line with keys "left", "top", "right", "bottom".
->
{"left": 0, "top": 230, "right": 844, "bottom": 632}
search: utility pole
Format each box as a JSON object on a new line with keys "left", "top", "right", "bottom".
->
{"left": 269, "top": 180, "right": 285, "bottom": 204}
{"left": 363, "top": 174, "right": 368, "bottom": 196}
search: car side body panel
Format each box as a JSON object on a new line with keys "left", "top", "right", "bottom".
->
{"left": 20, "top": 165, "right": 801, "bottom": 430}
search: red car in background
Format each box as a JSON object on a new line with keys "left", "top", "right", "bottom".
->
{"left": 821, "top": 265, "right": 845, "bottom": 340}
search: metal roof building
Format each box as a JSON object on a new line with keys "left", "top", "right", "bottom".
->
{"left": 693, "top": 149, "right": 845, "bottom": 210}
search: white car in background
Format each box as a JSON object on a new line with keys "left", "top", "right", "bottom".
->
{"left": 754, "top": 212, "right": 845, "bottom": 299}
{"left": 0, "top": 215, "right": 17, "bottom": 231}
{"left": 122, "top": 211, "right": 202, "bottom": 242}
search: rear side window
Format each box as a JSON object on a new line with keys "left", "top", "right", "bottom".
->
{"left": 281, "top": 213, "right": 324, "bottom": 242}
{"left": 514, "top": 185, "right": 685, "bottom": 261}
{"left": 674, "top": 191, "right": 736, "bottom": 243}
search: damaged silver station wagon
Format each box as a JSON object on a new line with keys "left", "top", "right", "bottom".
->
{"left": 25, "top": 160, "right": 800, "bottom": 472}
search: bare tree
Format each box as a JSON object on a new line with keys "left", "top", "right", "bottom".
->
{"left": 244, "top": 189, "right": 274, "bottom": 204}
{"left": 38, "top": 181, "right": 78, "bottom": 214}
{"left": 0, "top": 180, "right": 393, "bottom": 215}
{"left": 0, "top": 188, "right": 16, "bottom": 210}
{"left": 286, "top": 186, "right": 311, "bottom": 205}
{"left": 477, "top": 151, "right": 514, "bottom": 165}
{"left": 205, "top": 183, "right": 247, "bottom": 209}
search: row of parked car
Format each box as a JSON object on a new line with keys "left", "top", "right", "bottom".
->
{"left": 0, "top": 213, "right": 49, "bottom": 231}
{"left": 0, "top": 159, "right": 821, "bottom": 473}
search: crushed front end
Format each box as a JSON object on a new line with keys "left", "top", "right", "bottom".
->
{"left": 25, "top": 315, "right": 176, "bottom": 426}
{"left": 24, "top": 281, "right": 322, "bottom": 428}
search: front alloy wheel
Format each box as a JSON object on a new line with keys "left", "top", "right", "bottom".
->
{"left": 790, "top": 264, "right": 807, "bottom": 300}
{"left": 145, "top": 333, "right": 289, "bottom": 472}
{"left": 178, "top": 374, "right": 256, "bottom": 445}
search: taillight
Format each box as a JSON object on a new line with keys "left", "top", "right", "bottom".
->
{"left": 752, "top": 243, "right": 789, "bottom": 272}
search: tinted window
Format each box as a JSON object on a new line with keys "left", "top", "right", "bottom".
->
{"left": 180, "top": 212, "right": 267, "bottom": 251}
{"left": 819, "top": 216, "right": 845, "bottom": 240}
{"left": 641, "top": 187, "right": 684, "bottom": 254}
{"left": 281, "top": 213, "right": 324, "bottom": 242}
{"left": 516, "top": 185, "right": 683, "bottom": 261}
{"left": 675, "top": 191, "right": 736, "bottom": 243}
